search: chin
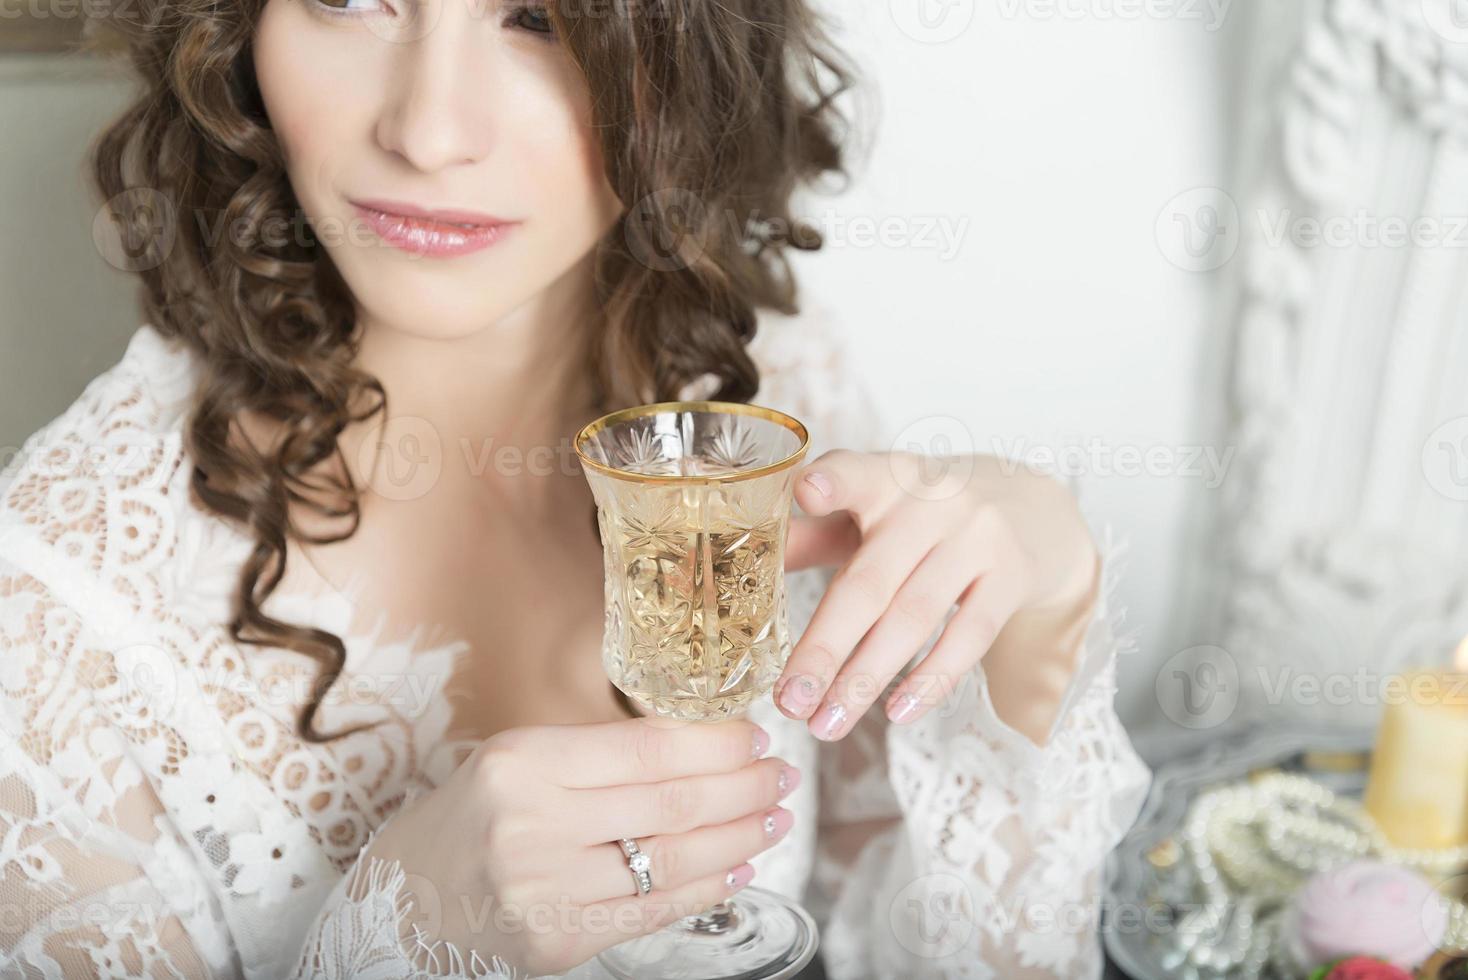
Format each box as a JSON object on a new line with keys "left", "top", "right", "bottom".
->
{"left": 333, "top": 250, "right": 547, "bottom": 340}
{"left": 355, "top": 286, "right": 530, "bottom": 341}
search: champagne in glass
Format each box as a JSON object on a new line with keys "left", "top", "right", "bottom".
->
{"left": 575, "top": 400, "right": 816, "bottom": 980}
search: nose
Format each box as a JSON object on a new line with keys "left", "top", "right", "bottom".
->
{"left": 374, "top": 5, "right": 495, "bottom": 173}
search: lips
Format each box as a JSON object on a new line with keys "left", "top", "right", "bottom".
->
{"left": 350, "top": 198, "right": 518, "bottom": 258}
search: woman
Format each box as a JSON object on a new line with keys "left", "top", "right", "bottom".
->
{"left": 0, "top": 0, "right": 1150, "bottom": 976}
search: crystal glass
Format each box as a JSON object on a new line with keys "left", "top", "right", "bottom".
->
{"left": 574, "top": 400, "right": 818, "bottom": 980}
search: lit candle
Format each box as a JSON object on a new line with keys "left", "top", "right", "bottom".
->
{"left": 1362, "top": 638, "right": 1468, "bottom": 850}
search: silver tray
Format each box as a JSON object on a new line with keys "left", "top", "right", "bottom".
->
{"left": 1103, "top": 725, "right": 1377, "bottom": 980}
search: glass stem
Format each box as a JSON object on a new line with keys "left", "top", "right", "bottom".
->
{"left": 685, "top": 899, "right": 741, "bottom": 935}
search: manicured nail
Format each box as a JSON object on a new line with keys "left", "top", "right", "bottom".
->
{"left": 887, "top": 692, "right": 921, "bottom": 724}
{"left": 762, "top": 807, "right": 794, "bottom": 840}
{"left": 777, "top": 764, "right": 801, "bottom": 798}
{"left": 811, "top": 701, "right": 848, "bottom": 741}
{"left": 803, "top": 472, "right": 832, "bottom": 498}
{"left": 726, "top": 863, "right": 756, "bottom": 891}
{"left": 777, "top": 675, "right": 821, "bottom": 718}
{"left": 751, "top": 726, "right": 770, "bottom": 759}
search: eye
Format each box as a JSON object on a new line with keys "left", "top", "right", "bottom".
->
{"left": 505, "top": 3, "right": 554, "bottom": 37}
{"left": 311, "top": 0, "right": 385, "bottom": 14}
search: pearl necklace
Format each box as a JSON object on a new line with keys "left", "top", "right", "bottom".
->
{"left": 1160, "top": 772, "right": 1468, "bottom": 977}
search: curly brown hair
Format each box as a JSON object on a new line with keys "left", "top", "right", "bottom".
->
{"left": 90, "top": 0, "right": 856, "bottom": 743}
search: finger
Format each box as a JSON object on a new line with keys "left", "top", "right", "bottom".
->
{"left": 570, "top": 756, "right": 799, "bottom": 844}
{"left": 575, "top": 860, "right": 760, "bottom": 962}
{"left": 575, "top": 804, "right": 795, "bottom": 904}
{"left": 530, "top": 717, "right": 770, "bottom": 789}
{"left": 773, "top": 514, "right": 942, "bottom": 721}
{"left": 792, "top": 449, "right": 894, "bottom": 525}
{"left": 784, "top": 512, "right": 861, "bottom": 572}
{"left": 882, "top": 570, "right": 1026, "bottom": 726}
{"left": 805, "top": 535, "right": 983, "bottom": 741}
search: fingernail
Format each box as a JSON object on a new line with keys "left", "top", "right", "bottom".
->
{"left": 811, "top": 701, "right": 848, "bottom": 741}
{"left": 777, "top": 675, "right": 821, "bottom": 718}
{"left": 762, "top": 807, "right": 794, "bottom": 840}
{"left": 751, "top": 726, "right": 770, "bottom": 759}
{"left": 887, "top": 692, "right": 921, "bottom": 724}
{"left": 802, "top": 472, "right": 832, "bottom": 498}
{"left": 777, "top": 764, "right": 802, "bottom": 798}
{"left": 725, "top": 862, "right": 756, "bottom": 891}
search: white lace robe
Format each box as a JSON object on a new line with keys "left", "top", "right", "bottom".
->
{"left": 0, "top": 314, "right": 1150, "bottom": 979}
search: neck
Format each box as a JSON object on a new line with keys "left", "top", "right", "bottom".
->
{"left": 339, "top": 272, "right": 605, "bottom": 515}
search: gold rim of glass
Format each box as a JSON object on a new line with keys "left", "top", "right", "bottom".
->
{"left": 574, "top": 400, "right": 810, "bottom": 484}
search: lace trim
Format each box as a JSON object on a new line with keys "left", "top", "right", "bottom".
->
{"left": 292, "top": 805, "right": 524, "bottom": 979}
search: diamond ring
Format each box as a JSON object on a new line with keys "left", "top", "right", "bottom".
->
{"left": 618, "top": 837, "right": 653, "bottom": 896}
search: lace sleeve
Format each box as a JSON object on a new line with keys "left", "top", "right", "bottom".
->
{"left": 749, "top": 308, "right": 1152, "bottom": 980}
{"left": 0, "top": 554, "right": 523, "bottom": 980}
{"left": 808, "top": 527, "right": 1152, "bottom": 980}
{"left": 0, "top": 557, "right": 233, "bottom": 978}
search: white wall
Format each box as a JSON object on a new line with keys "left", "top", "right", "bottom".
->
{"left": 790, "top": 1, "right": 1235, "bottom": 735}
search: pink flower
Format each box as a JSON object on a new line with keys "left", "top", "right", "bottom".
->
{"left": 1284, "top": 860, "right": 1447, "bottom": 970}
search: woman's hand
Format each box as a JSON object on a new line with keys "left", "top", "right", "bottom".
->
{"left": 359, "top": 717, "right": 799, "bottom": 977}
{"left": 777, "top": 450, "right": 1102, "bottom": 743}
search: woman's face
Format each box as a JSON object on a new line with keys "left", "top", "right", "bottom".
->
{"left": 252, "top": 0, "right": 623, "bottom": 340}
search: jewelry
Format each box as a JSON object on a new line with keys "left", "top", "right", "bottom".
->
{"left": 1156, "top": 771, "right": 1468, "bottom": 978}
{"left": 618, "top": 837, "right": 653, "bottom": 896}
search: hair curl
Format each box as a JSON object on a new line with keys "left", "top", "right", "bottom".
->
{"left": 91, "top": 0, "right": 857, "bottom": 742}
